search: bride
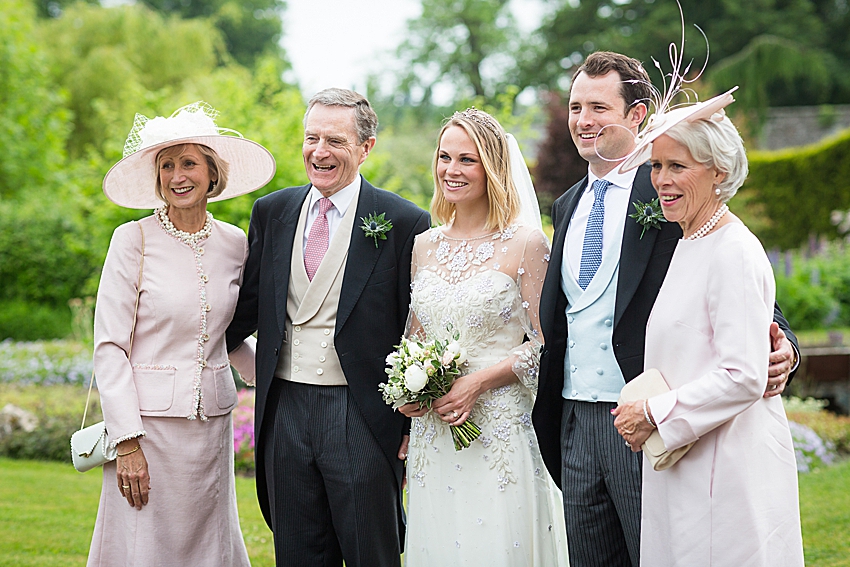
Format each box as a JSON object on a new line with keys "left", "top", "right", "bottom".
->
{"left": 399, "top": 108, "right": 568, "bottom": 565}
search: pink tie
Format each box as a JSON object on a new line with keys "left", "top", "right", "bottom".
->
{"left": 304, "top": 197, "right": 333, "bottom": 281}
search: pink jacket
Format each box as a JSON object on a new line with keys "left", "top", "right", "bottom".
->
{"left": 93, "top": 215, "right": 255, "bottom": 448}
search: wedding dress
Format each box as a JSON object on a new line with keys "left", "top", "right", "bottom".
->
{"left": 403, "top": 224, "right": 568, "bottom": 566}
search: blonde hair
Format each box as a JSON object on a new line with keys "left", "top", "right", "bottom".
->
{"left": 154, "top": 143, "right": 229, "bottom": 204}
{"left": 430, "top": 110, "right": 520, "bottom": 231}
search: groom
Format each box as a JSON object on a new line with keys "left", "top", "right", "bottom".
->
{"left": 226, "top": 88, "right": 429, "bottom": 567}
{"left": 532, "top": 51, "right": 800, "bottom": 567}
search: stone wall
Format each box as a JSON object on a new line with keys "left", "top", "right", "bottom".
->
{"left": 759, "top": 105, "right": 850, "bottom": 150}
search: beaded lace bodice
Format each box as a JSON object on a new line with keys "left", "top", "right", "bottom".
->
{"left": 407, "top": 224, "right": 550, "bottom": 491}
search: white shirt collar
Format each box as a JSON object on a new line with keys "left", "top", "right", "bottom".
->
{"left": 308, "top": 174, "right": 361, "bottom": 216}
{"left": 586, "top": 165, "right": 639, "bottom": 192}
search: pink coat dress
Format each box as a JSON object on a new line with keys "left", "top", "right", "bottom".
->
{"left": 87, "top": 214, "right": 255, "bottom": 567}
{"left": 643, "top": 223, "right": 804, "bottom": 567}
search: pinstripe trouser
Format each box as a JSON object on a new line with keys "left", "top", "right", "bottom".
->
{"left": 561, "top": 399, "right": 642, "bottom": 567}
{"left": 266, "top": 379, "right": 401, "bottom": 567}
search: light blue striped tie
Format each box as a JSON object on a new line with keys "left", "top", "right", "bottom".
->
{"left": 578, "top": 179, "right": 610, "bottom": 290}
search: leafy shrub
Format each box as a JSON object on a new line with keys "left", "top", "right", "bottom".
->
{"left": 787, "top": 409, "right": 850, "bottom": 456}
{"left": 0, "top": 414, "right": 78, "bottom": 463}
{"left": 0, "top": 383, "right": 100, "bottom": 463}
{"left": 774, "top": 270, "right": 839, "bottom": 330}
{"left": 745, "top": 129, "right": 850, "bottom": 250}
{"left": 0, "top": 199, "right": 99, "bottom": 340}
{"left": 0, "top": 301, "right": 73, "bottom": 341}
{"left": 773, "top": 243, "right": 850, "bottom": 330}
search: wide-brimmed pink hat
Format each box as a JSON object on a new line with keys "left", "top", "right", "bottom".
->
{"left": 103, "top": 102, "right": 276, "bottom": 209}
{"left": 618, "top": 87, "right": 738, "bottom": 173}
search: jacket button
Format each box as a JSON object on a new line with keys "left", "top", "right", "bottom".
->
{"left": 293, "top": 339, "right": 300, "bottom": 346}
{"left": 324, "top": 329, "right": 331, "bottom": 335}
{"left": 293, "top": 365, "right": 300, "bottom": 372}
{"left": 316, "top": 368, "right": 324, "bottom": 375}
{"left": 596, "top": 368, "right": 604, "bottom": 375}
{"left": 604, "top": 319, "right": 612, "bottom": 327}
{"left": 600, "top": 343, "right": 607, "bottom": 350}
{"left": 319, "top": 356, "right": 326, "bottom": 362}
{"left": 294, "top": 325, "right": 301, "bottom": 332}
{"left": 320, "top": 341, "right": 328, "bottom": 348}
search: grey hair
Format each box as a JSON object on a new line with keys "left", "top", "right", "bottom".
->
{"left": 664, "top": 115, "right": 748, "bottom": 202}
{"left": 304, "top": 88, "right": 378, "bottom": 144}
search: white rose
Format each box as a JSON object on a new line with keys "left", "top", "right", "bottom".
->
{"left": 407, "top": 342, "right": 424, "bottom": 358}
{"left": 457, "top": 347, "right": 468, "bottom": 365}
{"left": 445, "top": 341, "right": 461, "bottom": 358}
{"left": 404, "top": 364, "right": 429, "bottom": 392}
{"left": 386, "top": 352, "right": 399, "bottom": 366}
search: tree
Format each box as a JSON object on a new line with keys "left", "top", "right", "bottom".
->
{"left": 0, "top": 0, "right": 70, "bottom": 200}
{"left": 529, "top": 0, "right": 846, "bottom": 114}
{"left": 533, "top": 93, "right": 586, "bottom": 216}
{"left": 37, "top": 3, "right": 227, "bottom": 159}
{"left": 140, "top": 0, "right": 287, "bottom": 68}
{"left": 30, "top": 0, "right": 99, "bottom": 18}
{"left": 396, "top": 0, "right": 523, "bottom": 105}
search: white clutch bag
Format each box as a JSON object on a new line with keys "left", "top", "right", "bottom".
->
{"left": 618, "top": 368, "right": 695, "bottom": 471}
{"left": 71, "top": 421, "right": 117, "bottom": 472}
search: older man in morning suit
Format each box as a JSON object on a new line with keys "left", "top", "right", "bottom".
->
{"left": 531, "top": 52, "right": 800, "bottom": 567}
{"left": 226, "top": 88, "right": 430, "bottom": 567}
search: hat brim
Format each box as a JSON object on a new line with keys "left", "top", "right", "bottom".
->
{"left": 103, "top": 135, "right": 276, "bottom": 209}
{"left": 618, "top": 87, "right": 738, "bottom": 174}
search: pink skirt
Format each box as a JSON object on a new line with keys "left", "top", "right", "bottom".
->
{"left": 87, "top": 414, "right": 250, "bottom": 566}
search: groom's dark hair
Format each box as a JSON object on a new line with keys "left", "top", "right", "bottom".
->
{"left": 304, "top": 88, "right": 378, "bottom": 144}
{"left": 572, "top": 51, "right": 652, "bottom": 118}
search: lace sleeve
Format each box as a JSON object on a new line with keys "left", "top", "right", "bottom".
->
{"left": 511, "top": 227, "right": 550, "bottom": 395}
{"left": 404, "top": 231, "right": 427, "bottom": 340}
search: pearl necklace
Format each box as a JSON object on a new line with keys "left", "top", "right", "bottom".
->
{"left": 686, "top": 204, "right": 728, "bottom": 240}
{"left": 155, "top": 206, "right": 213, "bottom": 245}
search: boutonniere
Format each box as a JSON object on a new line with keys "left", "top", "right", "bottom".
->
{"left": 629, "top": 198, "right": 667, "bottom": 239}
{"left": 361, "top": 212, "right": 393, "bottom": 247}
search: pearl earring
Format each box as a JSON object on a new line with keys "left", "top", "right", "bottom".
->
{"left": 714, "top": 187, "right": 721, "bottom": 196}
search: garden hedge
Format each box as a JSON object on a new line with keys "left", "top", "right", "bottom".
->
{"left": 743, "top": 128, "right": 850, "bottom": 250}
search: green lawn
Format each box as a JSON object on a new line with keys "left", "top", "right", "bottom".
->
{"left": 0, "top": 457, "right": 848, "bottom": 566}
{"left": 0, "top": 458, "right": 274, "bottom": 567}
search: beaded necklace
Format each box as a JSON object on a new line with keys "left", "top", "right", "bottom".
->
{"left": 155, "top": 206, "right": 213, "bottom": 245}
{"left": 686, "top": 204, "right": 728, "bottom": 241}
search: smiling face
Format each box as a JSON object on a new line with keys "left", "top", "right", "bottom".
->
{"left": 650, "top": 134, "right": 726, "bottom": 234}
{"left": 569, "top": 70, "right": 646, "bottom": 177}
{"left": 157, "top": 144, "right": 214, "bottom": 212}
{"left": 435, "top": 125, "right": 488, "bottom": 209}
{"left": 302, "top": 103, "right": 375, "bottom": 197}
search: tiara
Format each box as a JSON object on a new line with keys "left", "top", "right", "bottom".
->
{"left": 453, "top": 107, "right": 501, "bottom": 140}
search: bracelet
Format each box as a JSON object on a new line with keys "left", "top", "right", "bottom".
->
{"left": 117, "top": 445, "right": 141, "bottom": 457}
{"left": 643, "top": 399, "right": 656, "bottom": 428}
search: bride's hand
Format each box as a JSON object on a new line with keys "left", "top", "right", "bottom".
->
{"left": 432, "top": 372, "right": 483, "bottom": 426}
{"left": 398, "top": 402, "right": 429, "bottom": 418}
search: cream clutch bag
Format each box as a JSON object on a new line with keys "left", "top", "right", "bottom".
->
{"left": 618, "top": 368, "right": 695, "bottom": 471}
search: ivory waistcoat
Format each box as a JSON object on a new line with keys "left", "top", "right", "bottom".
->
{"left": 275, "top": 189, "right": 360, "bottom": 385}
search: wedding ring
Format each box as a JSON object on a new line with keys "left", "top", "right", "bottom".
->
{"left": 452, "top": 411, "right": 459, "bottom": 418}
{"left": 122, "top": 485, "right": 130, "bottom": 490}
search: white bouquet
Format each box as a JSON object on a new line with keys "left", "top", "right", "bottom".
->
{"left": 379, "top": 331, "right": 482, "bottom": 450}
